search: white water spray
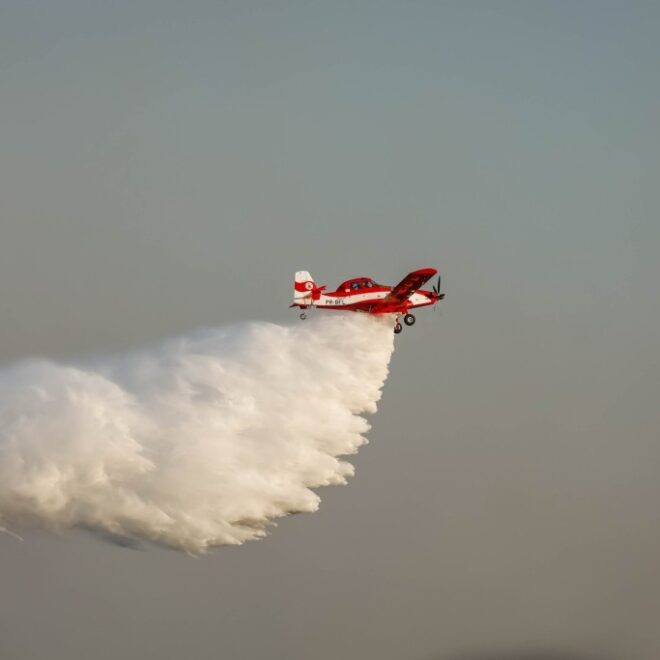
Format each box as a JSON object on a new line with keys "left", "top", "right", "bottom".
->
{"left": 0, "top": 314, "right": 395, "bottom": 553}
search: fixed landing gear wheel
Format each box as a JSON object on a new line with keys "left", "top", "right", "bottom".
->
{"left": 394, "top": 322, "right": 403, "bottom": 334}
{"left": 299, "top": 312, "right": 307, "bottom": 320}
{"left": 403, "top": 313, "right": 416, "bottom": 326}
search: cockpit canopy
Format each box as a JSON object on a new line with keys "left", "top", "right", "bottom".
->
{"left": 336, "top": 277, "right": 381, "bottom": 292}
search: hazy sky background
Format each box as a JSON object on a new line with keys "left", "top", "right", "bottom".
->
{"left": 1, "top": 1, "right": 659, "bottom": 659}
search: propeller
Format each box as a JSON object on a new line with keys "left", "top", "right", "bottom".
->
{"left": 431, "top": 275, "right": 445, "bottom": 301}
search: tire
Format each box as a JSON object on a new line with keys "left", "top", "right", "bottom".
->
{"left": 299, "top": 312, "right": 307, "bottom": 320}
{"left": 403, "top": 313, "right": 416, "bottom": 326}
{"left": 394, "top": 322, "right": 403, "bottom": 334}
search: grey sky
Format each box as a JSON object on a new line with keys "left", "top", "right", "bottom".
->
{"left": 1, "top": 1, "right": 659, "bottom": 659}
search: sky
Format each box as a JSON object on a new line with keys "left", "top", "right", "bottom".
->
{"left": 1, "top": 1, "right": 659, "bottom": 659}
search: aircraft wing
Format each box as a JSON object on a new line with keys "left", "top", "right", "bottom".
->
{"left": 381, "top": 268, "right": 437, "bottom": 305}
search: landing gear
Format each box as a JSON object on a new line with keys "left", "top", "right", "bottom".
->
{"left": 299, "top": 312, "right": 307, "bottom": 320}
{"left": 394, "top": 313, "right": 415, "bottom": 334}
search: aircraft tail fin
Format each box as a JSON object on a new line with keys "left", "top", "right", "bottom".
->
{"left": 294, "top": 271, "right": 317, "bottom": 306}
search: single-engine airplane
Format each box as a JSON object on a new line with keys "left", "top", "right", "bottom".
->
{"left": 291, "top": 268, "right": 445, "bottom": 334}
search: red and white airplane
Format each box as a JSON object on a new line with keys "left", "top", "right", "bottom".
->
{"left": 291, "top": 268, "right": 445, "bottom": 334}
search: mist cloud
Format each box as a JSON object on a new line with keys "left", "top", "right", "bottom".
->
{"left": 0, "top": 314, "right": 395, "bottom": 553}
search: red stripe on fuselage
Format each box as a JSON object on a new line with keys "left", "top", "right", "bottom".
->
{"left": 314, "top": 293, "right": 436, "bottom": 314}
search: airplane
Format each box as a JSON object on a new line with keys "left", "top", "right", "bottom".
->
{"left": 291, "top": 268, "right": 445, "bottom": 334}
